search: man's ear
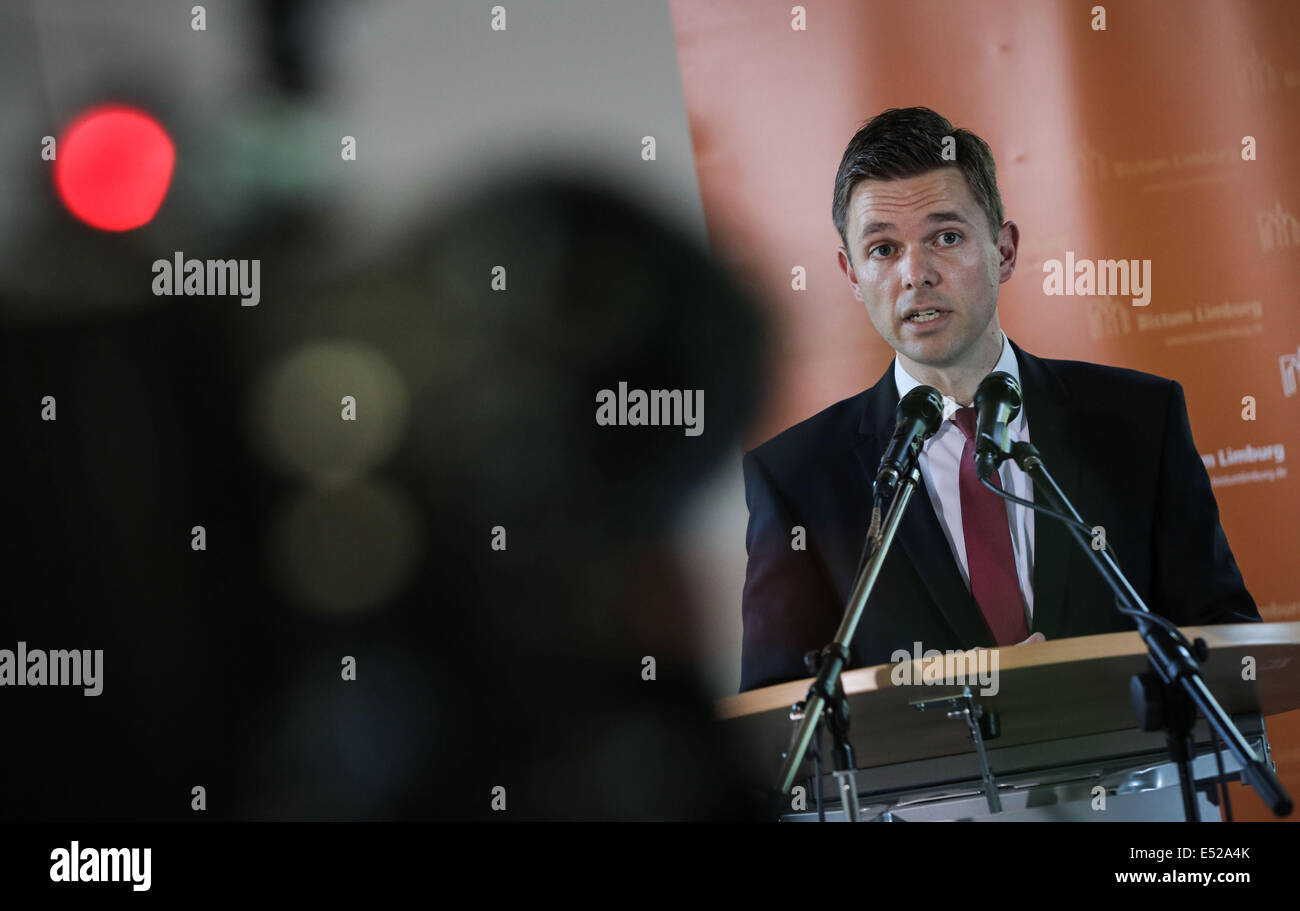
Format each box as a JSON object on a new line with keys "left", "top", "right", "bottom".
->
{"left": 837, "top": 247, "right": 864, "bottom": 303}
{"left": 996, "top": 221, "right": 1020, "bottom": 284}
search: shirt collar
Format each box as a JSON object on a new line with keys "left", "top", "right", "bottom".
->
{"left": 892, "top": 331, "right": 1021, "bottom": 423}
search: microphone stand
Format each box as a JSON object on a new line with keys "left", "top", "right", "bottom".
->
{"left": 1004, "top": 440, "right": 1291, "bottom": 820}
{"left": 776, "top": 462, "right": 925, "bottom": 815}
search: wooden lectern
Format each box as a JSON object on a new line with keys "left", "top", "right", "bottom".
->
{"left": 717, "top": 623, "right": 1300, "bottom": 821}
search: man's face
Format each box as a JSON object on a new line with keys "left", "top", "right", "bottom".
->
{"left": 837, "top": 168, "right": 1017, "bottom": 370}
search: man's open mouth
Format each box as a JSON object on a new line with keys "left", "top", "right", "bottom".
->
{"left": 905, "top": 309, "right": 946, "bottom": 323}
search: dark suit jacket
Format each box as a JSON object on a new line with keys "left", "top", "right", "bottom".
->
{"left": 740, "top": 339, "right": 1260, "bottom": 692}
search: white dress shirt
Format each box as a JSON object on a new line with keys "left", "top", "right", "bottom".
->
{"left": 893, "top": 332, "right": 1036, "bottom": 626}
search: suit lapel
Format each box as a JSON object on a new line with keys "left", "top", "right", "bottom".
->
{"left": 852, "top": 363, "right": 996, "bottom": 648}
{"left": 1010, "top": 340, "right": 1082, "bottom": 641}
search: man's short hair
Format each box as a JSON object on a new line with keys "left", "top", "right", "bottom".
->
{"left": 832, "top": 106, "right": 1005, "bottom": 256}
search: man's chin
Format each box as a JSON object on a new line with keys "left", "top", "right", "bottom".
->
{"left": 896, "top": 340, "right": 959, "bottom": 369}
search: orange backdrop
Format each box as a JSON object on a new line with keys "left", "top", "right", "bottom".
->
{"left": 670, "top": 0, "right": 1300, "bottom": 821}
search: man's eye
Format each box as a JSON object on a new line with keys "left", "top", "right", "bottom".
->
{"left": 870, "top": 244, "right": 892, "bottom": 258}
{"left": 939, "top": 232, "right": 961, "bottom": 245}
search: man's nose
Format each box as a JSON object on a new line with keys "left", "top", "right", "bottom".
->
{"left": 901, "top": 248, "right": 938, "bottom": 290}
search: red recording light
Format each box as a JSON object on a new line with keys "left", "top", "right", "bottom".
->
{"left": 53, "top": 105, "right": 175, "bottom": 232}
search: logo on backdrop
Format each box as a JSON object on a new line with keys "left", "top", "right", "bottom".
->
{"left": 1259, "top": 201, "right": 1300, "bottom": 254}
{"left": 1281, "top": 345, "right": 1300, "bottom": 398}
{"left": 1235, "top": 46, "right": 1280, "bottom": 96}
{"left": 1072, "top": 143, "right": 1110, "bottom": 182}
{"left": 1201, "top": 441, "right": 1288, "bottom": 489}
{"left": 1087, "top": 298, "right": 1132, "bottom": 340}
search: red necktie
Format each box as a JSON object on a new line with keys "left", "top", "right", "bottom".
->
{"left": 951, "top": 407, "right": 1028, "bottom": 645}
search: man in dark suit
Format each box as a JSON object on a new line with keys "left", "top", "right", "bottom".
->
{"left": 740, "top": 107, "right": 1259, "bottom": 692}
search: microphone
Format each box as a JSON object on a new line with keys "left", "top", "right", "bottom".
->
{"left": 874, "top": 385, "right": 944, "bottom": 501}
{"left": 973, "top": 371, "right": 1022, "bottom": 481}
